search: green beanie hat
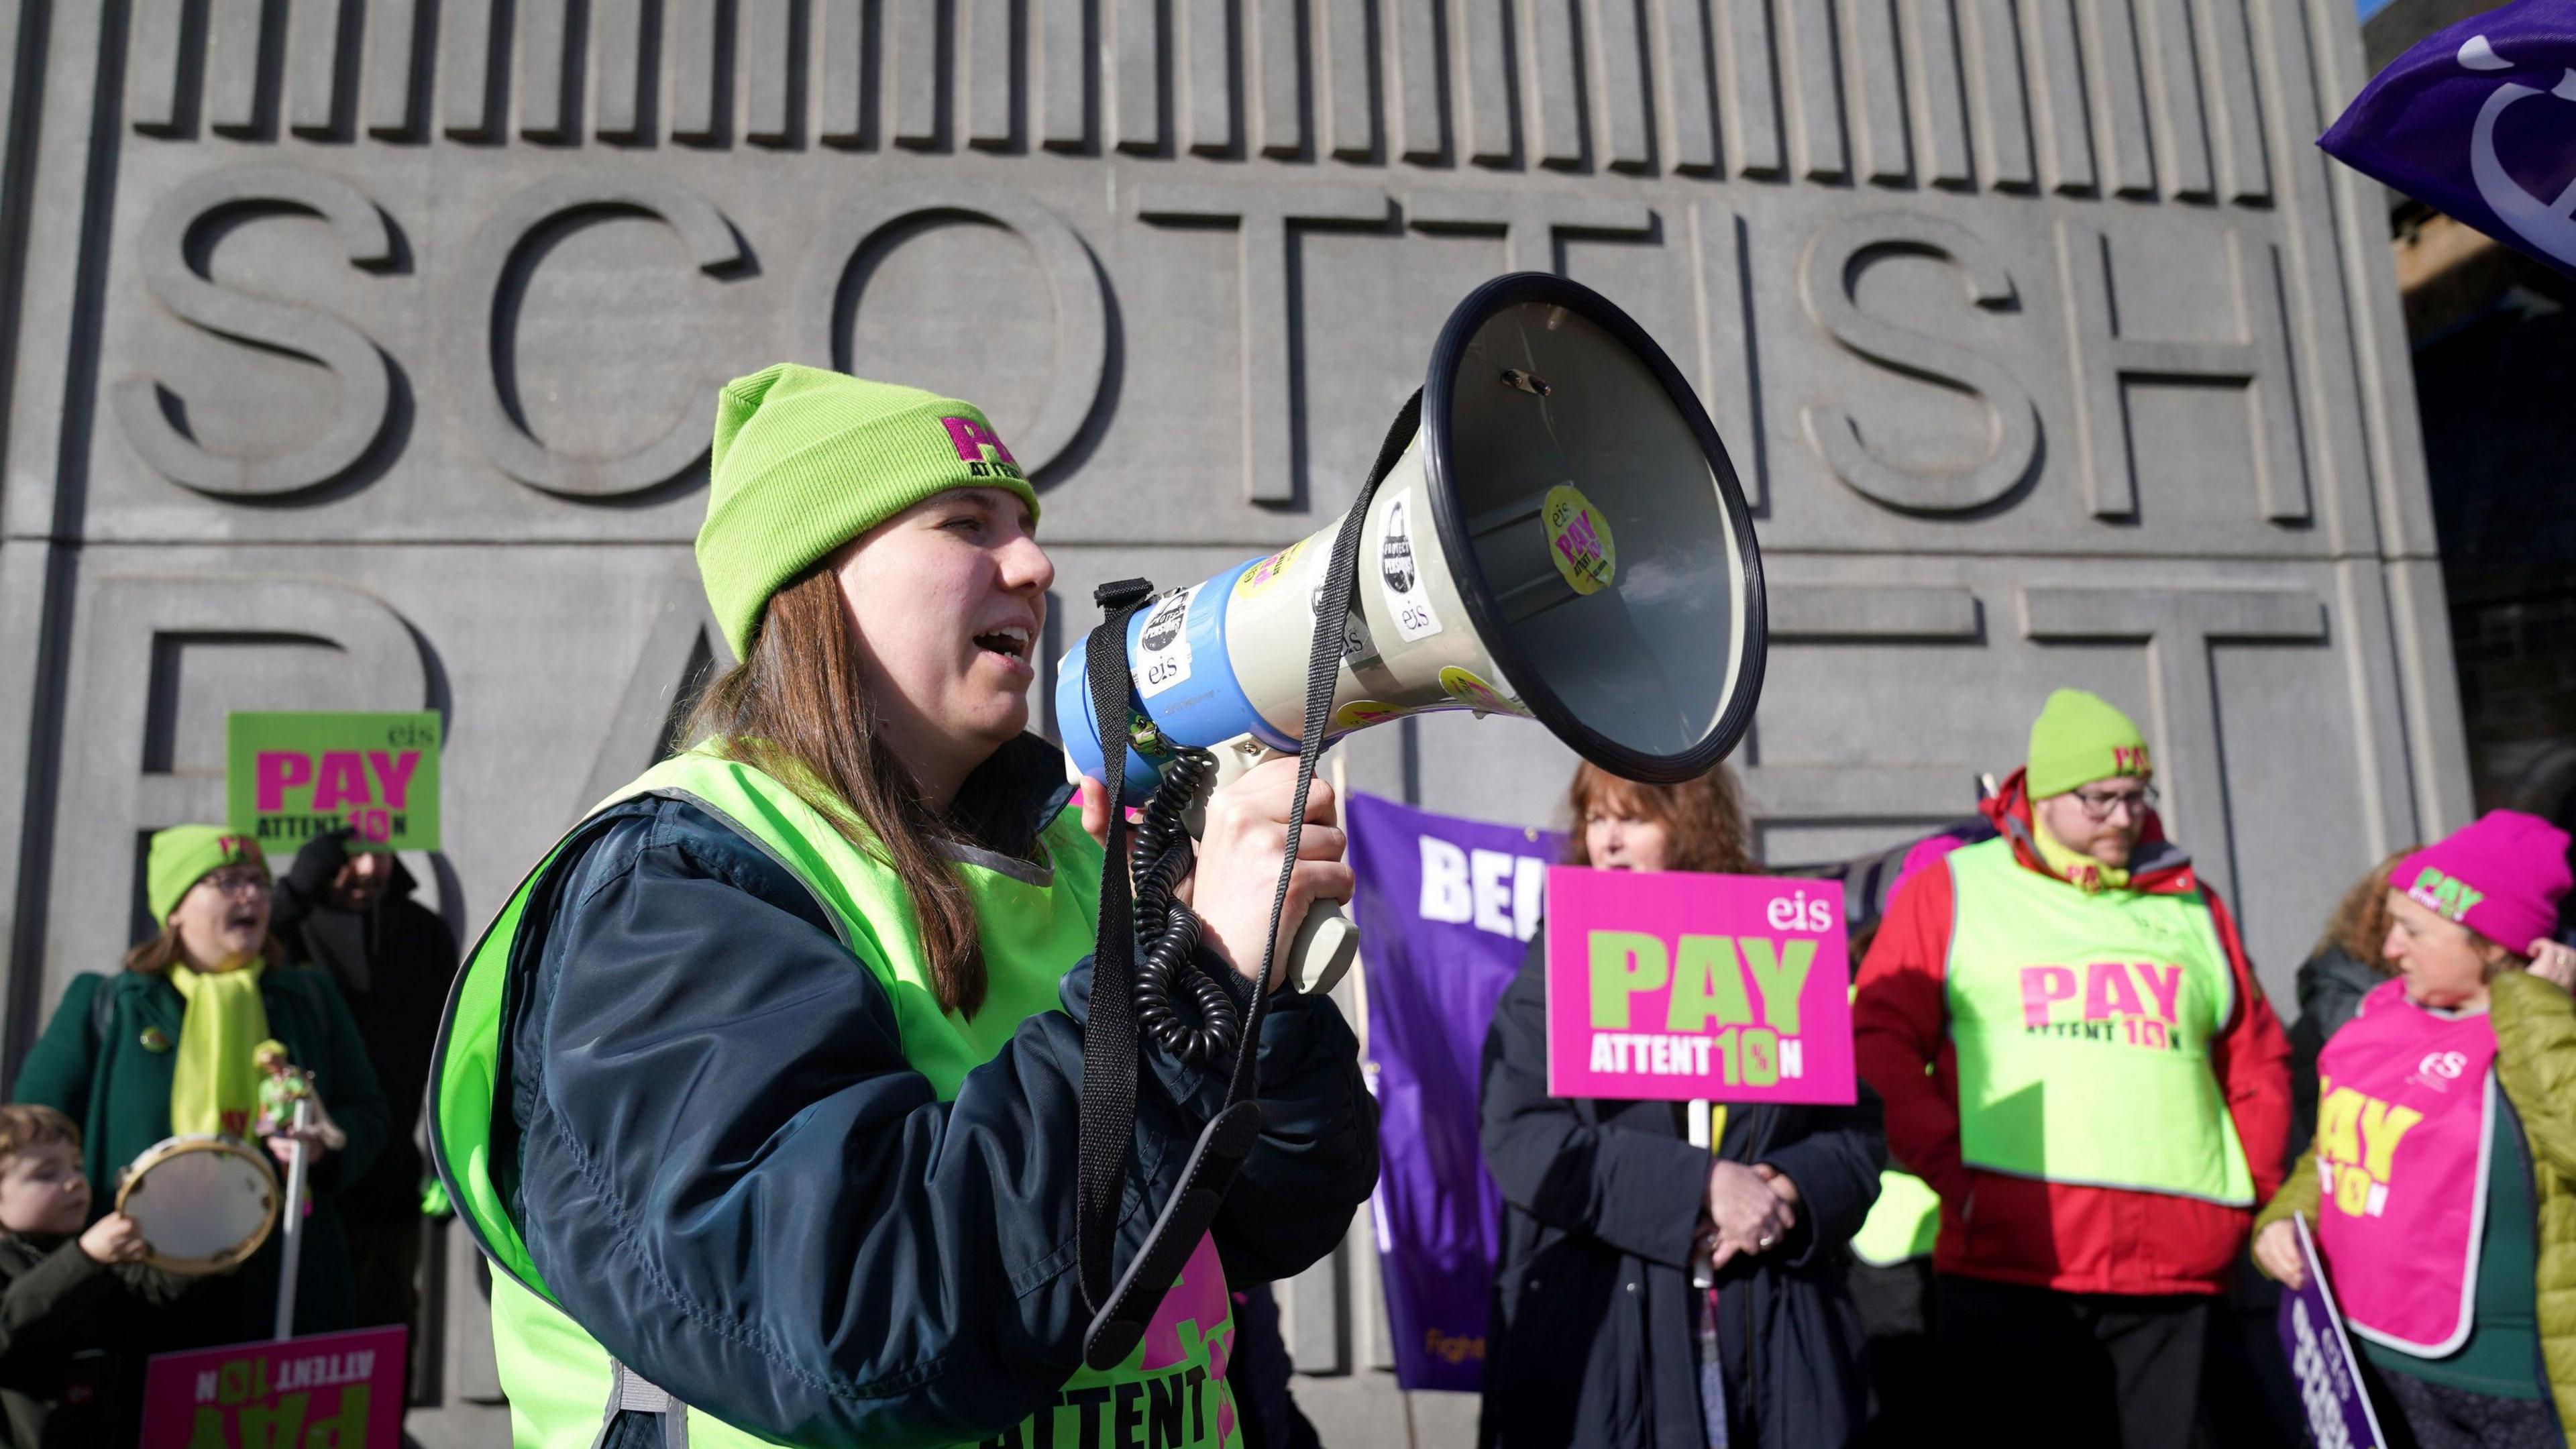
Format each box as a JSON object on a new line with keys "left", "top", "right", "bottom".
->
{"left": 696, "top": 364, "right": 1042, "bottom": 660}
{"left": 146, "top": 825, "right": 266, "bottom": 926}
{"left": 2025, "top": 689, "right": 2152, "bottom": 799}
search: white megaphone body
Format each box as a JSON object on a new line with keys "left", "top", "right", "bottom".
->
{"left": 1056, "top": 272, "right": 1767, "bottom": 995}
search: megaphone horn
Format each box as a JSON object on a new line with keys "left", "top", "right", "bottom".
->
{"left": 1059, "top": 271, "right": 1768, "bottom": 988}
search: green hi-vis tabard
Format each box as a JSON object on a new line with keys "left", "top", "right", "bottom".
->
{"left": 427, "top": 749, "right": 1240, "bottom": 1449}
{"left": 1942, "top": 836, "right": 2255, "bottom": 1205}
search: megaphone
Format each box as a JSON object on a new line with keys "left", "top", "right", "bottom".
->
{"left": 1057, "top": 271, "right": 1767, "bottom": 994}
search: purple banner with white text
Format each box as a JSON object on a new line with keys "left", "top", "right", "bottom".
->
{"left": 2278, "top": 1215, "right": 2385, "bottom": 1449}
{"left": 1348, "top": 793, "right": 1563, "bottom": 1393}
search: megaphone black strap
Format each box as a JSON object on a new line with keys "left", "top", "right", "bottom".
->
{"left": 1223, "top": 386, "right": 1422, "bottom": 1104}
{"left": 1077, "top": 581, "right": 1154, "bottom": 1315}
{"left": 1075, "top": 390, "right": 1424, "bottom": 1368}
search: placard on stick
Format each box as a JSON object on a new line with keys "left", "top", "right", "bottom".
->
{"left": 139, "top": 1325, "right": 407, "bottom": 1447}
{"left": 226, "top": 712, "right": 441, "bottom": 853}
{"left": 2278, "top": 1214, "right": 2385, "bottom": 1449}
{"left": 1543, "top": 866, "right": 1856, "bottom": 1104}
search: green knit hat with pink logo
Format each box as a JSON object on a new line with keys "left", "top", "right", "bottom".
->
{"left": 695, "top": 364, "right": 1040, "bottom": 661}
{"left": 2024, "top": 688, "right": 2152, "bottom": 800}
{"left": 2396, "top": 810, "right": 2573, "bottom": 955}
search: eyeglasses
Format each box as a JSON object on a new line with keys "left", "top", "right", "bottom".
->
{"left": 2069, "top": 784, "right": 2157, "bottom": 821}
{"left": 198, "top": 869, "right": 271, "bottom": 897}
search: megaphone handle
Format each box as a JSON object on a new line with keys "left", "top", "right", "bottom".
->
{"left": 1203, "top": 737, "right": 1359, "bottom": 998}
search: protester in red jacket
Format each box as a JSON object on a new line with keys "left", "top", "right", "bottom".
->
{"left": 1852, "top": 689, "right": 2291, "bottom": 1449}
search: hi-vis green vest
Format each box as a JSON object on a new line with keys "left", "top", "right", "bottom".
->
{"left": 427, "top": 751, "right": 1239, "bottom": 1449}
{"left": 1943, "top": 835, "right": 2255, "bottom": 1205}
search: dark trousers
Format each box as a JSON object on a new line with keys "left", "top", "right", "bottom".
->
{"left": 2361, "top": 1358, "right": 2567, "bottom": 1449}
{"left": 1934, "top": 1273, "right": 2216, "bottom": 1449}
{"left": 345, "top": 1215, "right": 423, "bottom": 1334}
{"left": 1849, "top": 1257, "right": 1936, "bottom": 1448}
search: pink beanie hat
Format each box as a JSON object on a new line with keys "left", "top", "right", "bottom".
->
{"left": 2395, "top": 810, "right": 2573, "bottom": 955}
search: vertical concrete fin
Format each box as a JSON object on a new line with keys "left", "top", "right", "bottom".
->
{"left": 1719, "top": 0, "right": 1784, "bottom": 178}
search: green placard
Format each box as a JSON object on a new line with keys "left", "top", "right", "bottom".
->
{"left": 225, "top": 712, "right": 442, "bottom": 853}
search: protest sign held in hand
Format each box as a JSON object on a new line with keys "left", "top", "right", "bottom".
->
{"left": 2277, "top": 1214, "right": 2385, "bottom": 1449}
{"left": 1544, "top": 866, "right": 1856, "bottom": 1104}
{"left": 226, "top": 712, "right": 442, "bottom": 853}
{"left": 140, "top": 1326, "right": 407, "bottom": 1448}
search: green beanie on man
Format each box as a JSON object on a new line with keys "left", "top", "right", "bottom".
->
{"left": 694, "top": 364, "right": 1042, "bottom": 660}
{"left": 2025, "top": 689, "right": 2152, "bottom": 800}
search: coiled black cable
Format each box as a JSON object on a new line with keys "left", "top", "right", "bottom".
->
{"left": 1130, "top": 750, "right": 1242, "bottom": 1069}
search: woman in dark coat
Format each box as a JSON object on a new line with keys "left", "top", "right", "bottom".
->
{"left": 2284, "top": 848, "right": 2410, "bottom": 1162}
{"left": 1481, "top": 763, "right": 1884, "bottom": 1449}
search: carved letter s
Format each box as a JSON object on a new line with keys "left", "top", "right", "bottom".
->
{"left": 113, "top": 167, "right": 395, "bottom": 498}
{"left": 1799, "top": 213, "right": 2040, "bottom": 516}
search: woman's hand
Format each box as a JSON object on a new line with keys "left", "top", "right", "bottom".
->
{"left": 1079, "top": 776, "right": 1112, "bottom": 849}
{"left": 1185, "top": 759, "right": 1351, "bottom": 989}
{"left": 264, "top": 1122, "right": 339, "bottom": 1167}
{"left": 2253, "top": 1219, "right": 2307, "bottom": 1290}
{"left": 1705, "top": 1160, "right": 1796, "bottom": 1270}
{"left": 79, "top": 1212, "right": 148, "bottom": 1265}
{"left": 2527, "top": 938, "right": 2576, "bottom": 994}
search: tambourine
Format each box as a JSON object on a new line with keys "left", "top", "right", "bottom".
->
{"left": 115, "top": 1135, "right": 280, "bottom": 1275}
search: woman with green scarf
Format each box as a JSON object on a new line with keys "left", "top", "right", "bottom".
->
{"left": 11, "top": 826, "right": 389, "bottom": 1344}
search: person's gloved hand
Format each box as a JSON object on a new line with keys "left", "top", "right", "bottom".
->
{"left": 282, "top": 827, "right": 356, "bottom": 900}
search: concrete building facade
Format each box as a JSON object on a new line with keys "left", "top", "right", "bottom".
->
{"left": 0, "top": 1, "right": 2454, "bottom": 1440}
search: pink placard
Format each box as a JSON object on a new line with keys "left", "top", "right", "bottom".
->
{"left": 1544, "top": 866, "right": 1856, "bottom": 1104}
{"left": 139, "top": 1325, "right": 407, "bottom": 1448}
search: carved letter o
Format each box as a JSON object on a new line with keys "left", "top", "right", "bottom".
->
{"left": 455, "top": 176, "right": 746, "bottom": 499}
{"left": 787, "top": 180, "right": 1108, "bottom": 480}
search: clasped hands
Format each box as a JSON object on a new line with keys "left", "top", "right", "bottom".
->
{"left": 1696, "top": 1160, "right": 1801, "bottom": 1273}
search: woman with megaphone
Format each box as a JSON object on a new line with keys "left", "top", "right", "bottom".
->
{"left": 1480, "top": 762, "right": 1884, "bottom": 1449}
{"left": 426, "top": 365, "right": 1377, "bottom": 1449}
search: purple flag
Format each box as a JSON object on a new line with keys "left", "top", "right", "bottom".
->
{"left": 2320, "top": 0, "right": 2576, "bottom": 276}
{"left": 1347, "top": 793, "right": 1564, "bottom": 1393}
{"left": 2277, "top": 1215, "right": 2387, "bottom": 1449}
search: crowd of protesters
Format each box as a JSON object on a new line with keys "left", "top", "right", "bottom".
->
{"left": 1470, "top": 688, "right": 2576, "bottom": 1449}
{"left": 0, "top": 824, "right": 456, "bottom": 1444}
{"left": 1, "top": 366, "right": 2571, "bottom": 1449}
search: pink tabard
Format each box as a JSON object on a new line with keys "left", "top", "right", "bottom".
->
{"left": 2312, "top": 979, "right": 2501, "bottom": 1356}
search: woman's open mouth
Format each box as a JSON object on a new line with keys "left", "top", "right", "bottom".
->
{"left": 973, "top": 627, "right": 1034, "bottom": 671}
{"left": 225, "top": 907, "right": 262, "bottom": 932}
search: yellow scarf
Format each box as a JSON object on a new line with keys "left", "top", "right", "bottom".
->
{"left": 2032, "top": 812, "right": 2131, "bottom": 895}
{"left": 168, "top": 962, "right": 269, "bottom": 1139}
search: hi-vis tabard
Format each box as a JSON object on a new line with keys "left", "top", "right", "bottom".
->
{"left": 1943, "top": 836, "right": 2255, "bottom": 1204}
{"left": 427, "top": 750, "right": 1239, "bottom": 1449}
{"left": 2312, "top": 979, "right": 2502, "bottom": 1356}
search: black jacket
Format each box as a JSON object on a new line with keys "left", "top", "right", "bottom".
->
{"left": 2286, "top": 944, "right": 2387, "bottom": 1163}
{"left": 1480, "top": 934, "right": 1884, "bottom": 1449}
{"left": 272, "top": 856, "right": 460, "bottom": 1226}
{"left": 0, "top": 1233, "right": 192, "bottom": 1449}
{"left": 500, "top": 739, "right": 1380, "bottom": 1449}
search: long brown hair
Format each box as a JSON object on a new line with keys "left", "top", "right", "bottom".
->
{"left": 1566, "top": 761, "right": 1754, "bottom": 875}
{"left": 2313, "top": 847, "right": 2415, "bottom": 973}
{"left": 684, "top": 566, "right": 991, "bottom": 1016}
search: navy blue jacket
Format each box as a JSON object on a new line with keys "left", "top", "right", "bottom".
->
{"left": 1480, "top": 934, "right": 1884, "bottom": 1449}
{"left": 497, "top": 744, "right": 1378, "bottom": 1449}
